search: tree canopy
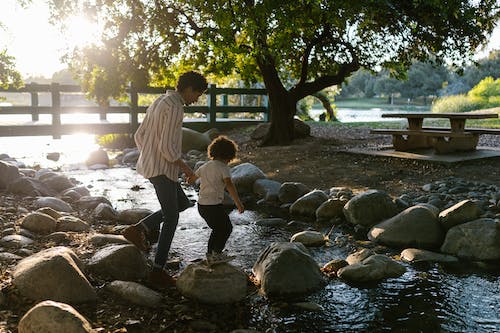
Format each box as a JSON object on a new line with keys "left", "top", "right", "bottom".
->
{"left": 47, "top": 0, "right": 499, "bottom": 144}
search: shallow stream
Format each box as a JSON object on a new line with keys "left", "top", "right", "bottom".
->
{"left": 67, "top": 167, "right": 500, "bottom": 333}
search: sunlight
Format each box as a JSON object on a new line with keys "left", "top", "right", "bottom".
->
{"left": 63, "top": 14, "right": 101, "bottom": 49}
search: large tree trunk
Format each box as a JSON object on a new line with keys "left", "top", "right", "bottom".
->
{"left": 262, "top": 89, "right": 296, "bottom": 145}
{"left": 257, "top": 56, "right": 297, "bottom": 146}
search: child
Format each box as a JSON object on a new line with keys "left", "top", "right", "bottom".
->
{"left": 188, "top": 135, "right": 244, "bottom": 265}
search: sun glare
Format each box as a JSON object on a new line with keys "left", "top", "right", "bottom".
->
{"left": 63, "top": 15, "right": 101, "bottom": 49}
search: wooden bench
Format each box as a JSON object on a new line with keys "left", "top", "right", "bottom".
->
{"left": 370, "top": 129, "right": 478, "bottom": 153}
{"left": 370, "top": 112, "right": 498, "bottom": 154}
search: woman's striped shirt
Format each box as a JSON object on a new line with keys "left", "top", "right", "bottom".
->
{"left": 134, "top": 90, "right": 185, "bottom": 181}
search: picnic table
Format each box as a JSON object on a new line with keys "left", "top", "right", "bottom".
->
{"left": 370, "top": 112, "right": 499, "bottom": 154}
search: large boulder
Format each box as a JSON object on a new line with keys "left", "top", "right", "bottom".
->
{"left": 343, "top": 190, "right": 399, "bottom": 228}
{"left": 368, "top": 205, "right": 445, "bottom": 250}
{"left": 440, "top": 218, "right": 500, "bottom": 261}
{"left": 231, "top": 163, "right": 266, "bottom": 193}
{"left": 252, "top": 242, "right": 325, "bottom": 298}
{"left": 87, "top": 244, "right": 148, "bottom": 280}
{"left": 12, "top": 247, "right": 96, "bottom": 303}
{"left": 182, "top": 127, "right": 219, "bottom": 153}
{"left": 18, "top": 300, "right": 95, "bottom": 333}
{"left": 177, "top": 262, "right": 248, "bottom": 304}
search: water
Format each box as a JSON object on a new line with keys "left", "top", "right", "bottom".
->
{"left": 309, "top": 107, "right": 427, "bottom": 123}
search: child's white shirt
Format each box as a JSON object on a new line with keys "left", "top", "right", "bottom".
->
{"left": 195, "top": 160, "right": 231, "bottom": 205}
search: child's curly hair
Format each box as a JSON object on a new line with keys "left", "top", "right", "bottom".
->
{"left": 207, "top": 136, "right": 238, "bottom": 161}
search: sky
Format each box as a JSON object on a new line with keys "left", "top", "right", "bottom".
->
{"left": 0, "top": 0, "right": 499, "bottom": 78}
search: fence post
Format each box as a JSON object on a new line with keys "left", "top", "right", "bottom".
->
{"left": 51, "top": 83, "right": 61, "bottom": 139}
{"left": 221, "top": 94, "right": 228, "bottom": 118}
{"left": 207, "top": 84, "right": 217, "bottom": 127}
{"left": 129, "top": 82, "right": 139, "bottom": 134}
{"left": 29, "top": 83, "right": 39, "bottom": 122}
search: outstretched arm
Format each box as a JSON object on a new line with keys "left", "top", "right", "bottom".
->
{"left": 224, "top": 177, "right": 244, "bottom": 213}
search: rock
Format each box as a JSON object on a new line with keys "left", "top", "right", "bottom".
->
{"left": 18, "top": 300, "right": 95, "bottom": 333}
{"left": 87, "top": 244, "right": 148, "bottom": 280}
{"left": 21, "top": 212, "right": 57, "bottom": 234}
{"left": 400, "top": 248, "right": 458, "bottom": 263}
{"left": 253, "top": 178, "right": 281, "bottom": 203}
{"left": 368, "top": 204, "right": 445, "bottom": 250}
{"left": 75, "top": 196, "right": 112, "bottom": 210}
{"left": 106, "top": 280, "right": 163, "bottom": 307}
{"left": 181, "top": 127, "right": 215, "bottom": 153}
{"left": 438, "top": 199, "right": 481, "bottom": 230}
{"left": 255, "top": 218, "right": 288, "bottom": 227}
{"left": 122, "top": 149, "right": 140, "bottom": 164}
{"left": 39, "top": 173, "right": 74, "bottom": 192}
{"left": 290, "top": 190, "right": 329, "bottom": 217}
{"left": 252, "top": 242, "right": 325, "bottom": 297}
{"left": 278, "top": 182, "right": 310, "bottom": 204}
{"left": 231, "top": 163, "right": 266, "bottom": 193}
{"left": 46, "top": 152, "right": 60, "bottom": 161}
{"left": 89, "top": 234, "right": 130, "bottom": 247}
{"left": 316, "top": 198, "right": 347, "bottom": 221}
{"left": 0, "top": 234, "right": 34, "bottom": 248}
{"left": 0, "top": 160, "right": 20, "bottom": 189}
{"left": 34, "top": 197, "right": 73, "bottom": 212}
{"left": 93, "top": 203, "right": 119, "bottom": 220}
{"left": 57, "top": 216, "right": 90, "bottom": 232}
{"left": 117, "top": 208, "right": 154, "bottom": 224}
{"left": 290, "top": 231, "right": 326, "bottom": 247}
{"left": 177, "top": 262, "right": 248, "bottom": 304}
{"left": 13, "top": 247, "right": 96, "bottom": 303}
{"left": 7, "top": 177, "right": 56, "bottom": 196}
{"left": 345, "top": 249, "right": 375, "bottom": 265}
{"left": 337, "top": 254, "right": 406, "bottom": 282}
{"left": 343, "top": 190, "right": 399, "bottom": 228}
{"left": 36, "top": 207, "right": 63, "bottom": 219}
{"left": 440, "top": 218, "right": 500, "bottom": 261}
{"left": 85, "top": 148, "right": 109, "bottom": 167}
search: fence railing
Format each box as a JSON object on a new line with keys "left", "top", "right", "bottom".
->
{"left": 0, "top": 83, "right": 269, "bottom": 138}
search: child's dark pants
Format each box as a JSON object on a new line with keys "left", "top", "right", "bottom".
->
{"left": 197, "top": 204, "right": 233, "bottom": 254}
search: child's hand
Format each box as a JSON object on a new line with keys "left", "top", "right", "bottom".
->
{"left": 186, "top": 175, "right": 197, "bottom": 185}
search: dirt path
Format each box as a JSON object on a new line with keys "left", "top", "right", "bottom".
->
{"left": 226, "top": 123, "right": 500, "bottom": 196}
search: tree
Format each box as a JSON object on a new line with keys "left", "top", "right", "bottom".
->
{"left": 399, "top": 61, "right": 449, "bottom": 104}
{"left": 48, "top": 0, "right": 499, "bottom": 145}
{"left": 0, "top": 49, "right": 22, "bottom": 89}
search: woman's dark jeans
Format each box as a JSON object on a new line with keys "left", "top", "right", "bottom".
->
{"left": 140, "top": 175, "right": 190, "bottom": 270}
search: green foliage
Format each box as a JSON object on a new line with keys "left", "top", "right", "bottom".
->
{"left": 468, "top": 77, "right": 500, "bottom": 102}
{"left": 96, "top": 134, "right": 135, "bottom": 149}
{"left": 431, "top": 94, "right": 484, "bottom": 113}
{"left": 0, "top": 49, "right": 23, "bottom": 89}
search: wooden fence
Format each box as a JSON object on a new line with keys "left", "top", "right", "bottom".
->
{"left": 0, "top": 83, "right": 269, "bottom": 138}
